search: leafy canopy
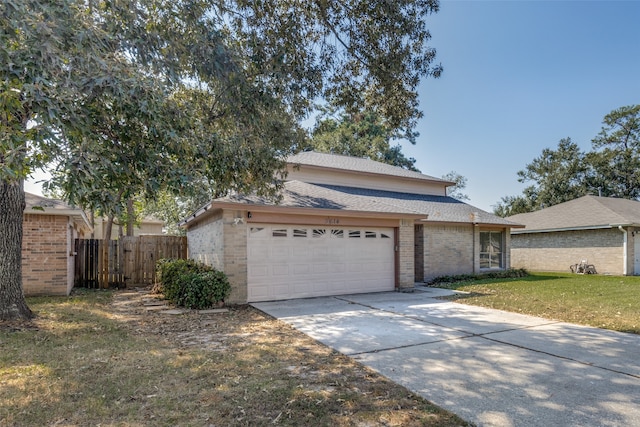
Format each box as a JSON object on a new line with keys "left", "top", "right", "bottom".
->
{"left": 493, "top": 105, "right": 640, "bottom": 216}
{"left": 3, "top": 0, "right": 443, "bottom": 202}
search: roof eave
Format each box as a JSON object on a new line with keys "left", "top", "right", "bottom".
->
{"left": 24, "top": 207, "right": 93, "bottom": 232}
{"left": 510, "top": 223, "right": 640, "bottom": 234}
{"left": 289, "top": 162, "right": 455, "bottom": 187}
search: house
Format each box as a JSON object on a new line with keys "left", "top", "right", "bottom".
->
{"left": 508, "top": 195, "right": 640, "bottom": 275}
{"left": 23, "top": 192, "right": 92, "bottom": 296}
{"left": 92, "top": 216, "right": 164, "bottom": 240}
{"left": 182, "top": 152, "right": 521, "bottom": 303}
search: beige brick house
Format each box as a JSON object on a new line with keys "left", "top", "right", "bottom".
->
{"left": 183, "top": 152, "right": 520, "bottom": 303}
{"left": 508, "top": 195, "right": 640, "bottom": 275}
{"left": 22, "top": 193, "right": 92, "bottom": 296}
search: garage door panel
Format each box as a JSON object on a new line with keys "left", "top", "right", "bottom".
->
{"left": 272, "top": 264, "right": 289, "bottom": 276}
{"left": 248, "top": 224, "right": 394, "bottom": 302}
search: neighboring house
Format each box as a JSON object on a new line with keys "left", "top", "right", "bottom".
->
{"left": 23, "top": 192, "right": 92, "bottom": 296}
{"left": 508, "top": 195, "right": 640, "bottom": 275}
{"left": 182, "top": 152, "right": 520, "bottom": 303}
{"left": 92, "top": 216, "right": 164, "bottom": 240}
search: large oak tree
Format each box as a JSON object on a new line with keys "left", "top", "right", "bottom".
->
{"left": 1, "top": 0, "right": 442, "bottom": 320}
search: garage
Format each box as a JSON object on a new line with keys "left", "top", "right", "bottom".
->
{"left": 247, "top": 224, "right": 395, "bottom": 302}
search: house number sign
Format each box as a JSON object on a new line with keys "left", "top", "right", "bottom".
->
{"left": 325, "top": 217, "right": 340, "bottom": 225}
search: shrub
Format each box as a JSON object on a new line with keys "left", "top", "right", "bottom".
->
{"left": 154, "top": 259, "right": 231, "bottom": 309}
{"left": 426, "top": 268, "right": 529, "bottom": 287}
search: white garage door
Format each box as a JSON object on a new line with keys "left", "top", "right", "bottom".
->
{"left": 247, "top": 224, "right": 395, "bottom": 302}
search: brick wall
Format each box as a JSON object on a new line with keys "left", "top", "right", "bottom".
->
{"left": 222, "top": 211, "right": 248, "bottom": 303}
{"left": 186, "top": 210, "right": 248, "bottom": 304}
{"left": 422, "top": 224, "right": 474, "bottom": 281}
{"left": 398, "top": 219, "right": 415, "bottom": 289}
{"left": 511, "top": 228, "right": 625, "bottom": 275}
{"left": 22, "top": 214, "right": 71, "bottom": 296}
{"left": 186, "top": 211, "right": 224, "bottom": 269}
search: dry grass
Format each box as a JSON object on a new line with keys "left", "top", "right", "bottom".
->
{"left": 0, "top": 289, "right": 469, "bottom": 427}
{"left": 439, "top": 272, "right": 640, "bottom": 334}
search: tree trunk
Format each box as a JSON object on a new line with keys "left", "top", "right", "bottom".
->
{"left": 0, "top": 180, "right": 34, "bottom": 320}
{"left": 102, "top": 215, "right": 114, "bottom": 289}
{"left": 126, "top": 198, "right": 134, "bottom": 237}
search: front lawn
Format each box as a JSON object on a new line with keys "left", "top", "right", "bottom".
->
{"left": 0, "top": 289, "right": 468, "bottom": 427}
{"left": 436, "top": 272, "right": 640, "bottom": 334}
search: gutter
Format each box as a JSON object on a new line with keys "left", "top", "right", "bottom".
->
{"left": 618, "top": 226, "right": 628, "bottom": 275}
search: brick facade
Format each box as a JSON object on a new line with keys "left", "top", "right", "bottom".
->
{"left": 186, "top": 210, "right": 248, "bottom": 304}
{"left": 22, "top": 214, "right": 74, "bottom": 296}
{"left": 511, "top": 228, "right": 629, "bottom": 275}
{"left": 421, "top": 224, "right": 475, "bottom": 281}
{"left": 398, "top": 219, "right": 415, "bottom": 289}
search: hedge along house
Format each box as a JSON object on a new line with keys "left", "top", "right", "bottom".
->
{"left": 183, "top": 152, "right": 521, "bottom": 303}
{"left": 23, "top": 192, "right": 92, "bottom": 296}
{"left": 508, "top": 195, "right": 640, "bottom": 275}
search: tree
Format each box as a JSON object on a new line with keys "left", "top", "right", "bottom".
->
{"left": 588, "top": 105, "right": 640, "bottom": 199}
{"left": 493, "top": 138, "right": 589, "bottom": 216}
{"left": 493, "top": 105, "right": 640, "bottom": 217}
{"left": 1, "top": 0, "right": 443, "bottom": 320}
{"left": 442, "top": 171, "right": 469, "bottom": 201}
{"left": 306, "top": 109, "right": 420, "bottom": 171}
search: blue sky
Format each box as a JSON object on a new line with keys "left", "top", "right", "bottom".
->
{"left": 399, "top": 0, "right": 640, "bottom": 212}
{"left": 26, "top": 1, "right": 640, "bottom": 213}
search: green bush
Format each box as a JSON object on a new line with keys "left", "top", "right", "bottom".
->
{"left": 426, "top": 268, "right": 529, "bottom": 287}
{"left": 154, "top": 259, "right": 231, "bottom": 309}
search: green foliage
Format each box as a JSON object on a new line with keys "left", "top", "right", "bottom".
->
{"left": 306, "top": 109, "right": 420, "bottom": 171}
{"left": 426, "top": 268, "right": 529, "bottom": 287}
{"left": 494, "top": 105, "right": 640, "bottom": 216}
{"left": 588, "top": 104, "right": 640, "bottom": 200}
{"left": 155, "top": 259, "right": 231, "bottom": 309}
{"left": 442, "top": 171, "right": 469, "bottom": 201}
{"left": 2, "top": 0, "right": 442, "bottom": 319}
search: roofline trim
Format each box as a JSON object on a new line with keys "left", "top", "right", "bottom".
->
{"left": 24, "top": 207, "right": 93, "bottom": 232}
{"left": 288, "top": 162, "right": 456, "bottom": 187}
{"left": 511, "top": 223, "right": 640, "bottom": 234}
{"left": 181, "top": 199, "right": 429, "bottom": 227}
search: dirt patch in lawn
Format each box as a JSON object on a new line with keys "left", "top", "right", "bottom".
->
{"left": 3, "top": 287, "right": 464, "bottom": 427}
{"left": 112, "top": 289, "right": 469, "bottom": 426}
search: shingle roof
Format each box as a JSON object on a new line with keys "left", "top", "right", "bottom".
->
{"left": 508, "top": 195, "right": 640, "bottom": 233}
{"left": 215, "top": 181, "right": 518, "bottom": 226}
{"left": 25, "top": 192, "right": 76, "bottom": 211}
{"left": 24, "top": 192, "right": 92, "bottom": 231}
{"left": 288, "top": 151, "right": 451, "bottom": 184}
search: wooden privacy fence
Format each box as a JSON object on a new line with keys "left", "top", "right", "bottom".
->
{"left": 75, "top": 235, "right": 187, "bottom": 288}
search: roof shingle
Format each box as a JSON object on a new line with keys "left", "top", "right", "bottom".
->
{"left": 217, "top": 181, "right": 518, "bottom": 226}
{"left": 288, "top": 151, "right": 450, "bottom": 184}
{"left": 508, "top": 195, "right": 640, "bottom": 232}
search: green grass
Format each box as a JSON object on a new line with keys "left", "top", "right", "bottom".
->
{"left": 437, "top": 272, "right": 640, "bottom": 334}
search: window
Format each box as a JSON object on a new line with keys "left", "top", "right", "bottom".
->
{"left": 365, "top": 231, "right": 376, "bottom": 238}
{"left": 331, "top": 229, "right": 344, "bottom": 238}
{"left": 272, "top": 229, "right": 287, "bottom": 237}
{"left": 312, "top": 229, "right": 326, "bottom": 238}
{"left": 480, "top": 231, "right": 503, "bottom": 269}
{"left": 349, "top": 230, "right": 361, "bottom": 238}
{"left": 293, "top": 229, "right": 308, "bottom": 238}
{"left": 380, "top": 233, "right": 391, "bottom": 239}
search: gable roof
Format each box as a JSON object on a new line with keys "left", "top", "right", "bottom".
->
{"left": 184, "top": 181, "right": 519, "bottom": 227}
{"left": 288, "top": 151, "right": 454, "bottom": 185}
{"left": 24, "top": 192, "right": 92, "bottom": 232}
{"left": 508, "top": 195, "right": 640, "bottom": 233}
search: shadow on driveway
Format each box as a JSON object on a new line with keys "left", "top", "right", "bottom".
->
{"left": 253, "top": 289, "right": 640, "bottom": 427}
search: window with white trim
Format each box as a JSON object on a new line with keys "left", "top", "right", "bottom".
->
{"left": 480, "top": 231, "right": 504, "bottom": 269}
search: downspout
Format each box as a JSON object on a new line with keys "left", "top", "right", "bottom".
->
{"left": 618, "top": 226, "right": 628, "bottom": 275}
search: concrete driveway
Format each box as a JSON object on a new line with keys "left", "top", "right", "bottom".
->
{"left": 252, "top": 288, "right": 640, "bottom": 427}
